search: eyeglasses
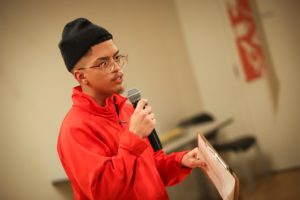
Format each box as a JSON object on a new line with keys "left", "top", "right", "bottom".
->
{"left": 78, "top": 54, "right": 128, "bottom": 73}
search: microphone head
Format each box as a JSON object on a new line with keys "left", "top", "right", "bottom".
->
{"left": 127, "top": 88, "right": 141, "bottom": 104}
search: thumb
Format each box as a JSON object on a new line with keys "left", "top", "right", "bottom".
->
{"left": 135, "top": 99, "right": 148, "bottom": 111}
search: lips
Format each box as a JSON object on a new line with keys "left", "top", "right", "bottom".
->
{"left": 113, "top": 73, "right": 124, "bottom": 83}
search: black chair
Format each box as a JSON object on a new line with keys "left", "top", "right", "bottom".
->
{"left": 178, "top": 113, "right": 256, "bottom": 155}
{"left": 178, "top": 112, "right": 214, "bottom": 127}
{"left": 213, "top": 136, "right": 256, "bottom": 153}
{"left": 178, "top": 113, "right": 268, "bottom": 192}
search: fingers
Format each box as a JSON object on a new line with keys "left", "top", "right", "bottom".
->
{"left": 130, "top": 99, "right": 156, "bottom": 138}
{"left": 143, "top": 104, "right": 152, "bottom": 115}
{"left": 193, "top": 159, "right": 203, "bottom": 166}
{"left": 135, "top": 99, "right": 148, "bottom": 112}
{"left": 192, "top": 147, "right": 198, "bottom": 154}
{"left": 200, "top": 162, "right": 208, "bottom": 169}
{"left": 190, "top": 159, "right": 208, "bottom": 170}
{"left": 188, "top": 147, "right": 199, "bottom": 158}
{"left": 135, "top": 99, "right": 154, "bottom": 119}
{"left": 185, "top": 148, "right": 208, "bottom": 169}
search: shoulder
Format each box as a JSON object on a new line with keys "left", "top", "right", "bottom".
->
{"left": 59, "top": 107, "right": 95, "bottom": 138}
{"left": 63, "top": 106, "right": 91, "bottom": 124}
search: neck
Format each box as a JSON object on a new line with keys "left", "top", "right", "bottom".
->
{"left": 81, "top": 86, "right": 112, "bottom": 107}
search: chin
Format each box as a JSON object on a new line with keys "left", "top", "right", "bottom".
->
{"left": 115, "top": 86, "right": 125, "bottom": 95}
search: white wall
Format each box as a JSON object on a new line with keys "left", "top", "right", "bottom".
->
{"left": 0, "top": 0, "right": 202, "bottom": 199}
{"left": 174, "top": 0, "right": 300, "bottom": 170}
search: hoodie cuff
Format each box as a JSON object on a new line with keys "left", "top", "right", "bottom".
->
{"left": 119, "top": 130, "right": 149, "bottom": 156}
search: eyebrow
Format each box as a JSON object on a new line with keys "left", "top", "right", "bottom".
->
{"left": 92, "top": 50, "right": 120, "bottom": 65}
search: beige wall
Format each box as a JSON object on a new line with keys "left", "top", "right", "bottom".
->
{"left": 175, "top": 0, "right": 300, "bottom": 170}
{"left": 0, "top": 0, "right": 202, "bottom": 199}
{"left": 1, "top": 0, "right": 299, "bottom": 199}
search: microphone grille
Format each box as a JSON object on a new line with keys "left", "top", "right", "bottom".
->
{"left": 127, "top": 88, "right": 141, "bottom": 103}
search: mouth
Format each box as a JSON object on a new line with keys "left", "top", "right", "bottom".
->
{"left": 113, "top": 73, "right": 124, "bottom": 84}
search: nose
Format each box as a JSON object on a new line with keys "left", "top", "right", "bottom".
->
{"left": 111, "top": 62, "right": 122, "bottom": 72}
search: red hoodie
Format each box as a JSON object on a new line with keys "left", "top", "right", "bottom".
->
{"left": 57, "top": 86, "right": 191, "bottom": 200}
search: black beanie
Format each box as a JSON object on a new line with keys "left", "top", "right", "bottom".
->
{"left": 58, "top": 18, "right": 113, "bottom": 72}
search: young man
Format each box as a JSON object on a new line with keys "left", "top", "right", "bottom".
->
{"left": 57, "top": 18, "right": 206, "bottom": 200}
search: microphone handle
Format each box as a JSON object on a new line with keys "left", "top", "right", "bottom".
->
{"left": 148, "top": 129, "right": 163, "bottom": 151}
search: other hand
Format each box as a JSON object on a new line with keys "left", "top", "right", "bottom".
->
{"left": 181, "top": 147, "right": 208, "bottom": 170}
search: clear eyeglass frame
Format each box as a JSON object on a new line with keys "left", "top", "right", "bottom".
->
{"left": 78, "top": 54, "right": 128, "bottom": 73}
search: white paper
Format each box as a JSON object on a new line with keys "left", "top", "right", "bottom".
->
{"left": 197, "top": 134, "right": 237, "bottom": 200}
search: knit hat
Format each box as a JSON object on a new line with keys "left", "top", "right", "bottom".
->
{"left": 58, "top": 18, "right": 113, "bottom": 72}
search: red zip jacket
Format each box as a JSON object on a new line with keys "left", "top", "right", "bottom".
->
{"left": 57, "top": 86, "right": 192, "bottom": 200}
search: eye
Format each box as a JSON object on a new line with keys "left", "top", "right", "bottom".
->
{"left": 114, "top": 55, "right": 122, "bottom": 61}
{"left": 98, "top": 60, "right": 108, "bottom": 68}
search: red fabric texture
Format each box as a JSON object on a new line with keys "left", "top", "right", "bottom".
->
{"left": 57, "top": 86, "right": 192, "bottom": 200}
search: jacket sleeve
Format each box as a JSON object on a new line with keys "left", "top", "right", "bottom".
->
{"left": 58, "top": 124, "right": 148, "bottom": 200}
{"left": 153, "top": 149, "right": 192, "bottom": 186}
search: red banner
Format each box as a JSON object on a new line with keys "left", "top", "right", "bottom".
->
{"left": 227, "top": 0, "right": 266, "bottom": 82}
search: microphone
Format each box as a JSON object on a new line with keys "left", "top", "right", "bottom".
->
{"left": 127, "top": 88, "right": 163, "bottom": 152}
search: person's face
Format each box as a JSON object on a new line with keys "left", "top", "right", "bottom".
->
{"left": 73, "top": 39, "right": 125, "bottom": 96}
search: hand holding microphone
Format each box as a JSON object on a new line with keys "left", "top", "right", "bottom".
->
{"left": 128, "top": 89, "right": 163, "bottom": 151}
{"left": 129, "top": 99, "right": 156, "bottom": 139}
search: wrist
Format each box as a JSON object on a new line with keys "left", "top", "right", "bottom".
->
{"left": 177, "top": 150, "right": 191, "bottom": 168}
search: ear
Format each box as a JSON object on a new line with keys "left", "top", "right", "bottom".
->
{"left": 73, "top": 70, "right": 89, "bottom": 85}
